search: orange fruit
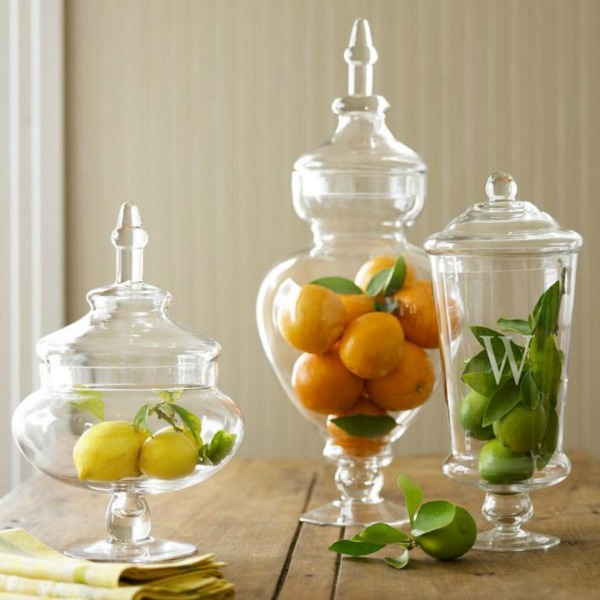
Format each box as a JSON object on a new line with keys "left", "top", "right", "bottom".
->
{"left": 447, "top": 296, "right": 463, "bottom": 339}
{"left": 327, "top": 396, "right": 390, "bottom": 457}
{"left": 339, "top": 312, "right": 405, "bottom": 379}
{"left": 354, "top": 255, "right": 416, "bottom": 292}
{"left": 396, "top": 280, "right": 440, "bottom": 348}
{"left": 278, "top": 283, "right": 347, "bottom": 354}
{"left": 366, "top": 341, "right": 435, "bottom": 411}
{"left": 292, "top": 350, "right": 364, "bottom": 415}
{"left": 338, "top": 293, "right": 374, "bottom": 323}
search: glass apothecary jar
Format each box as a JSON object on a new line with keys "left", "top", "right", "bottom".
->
{"left": 12, "top": 203, "right": 244, "bottom": 562}
{"left": 425, "top": 172, "right": 582, "bottom": 551}
{"left": 257, "top": 19, "right": 440, "bottom": 527}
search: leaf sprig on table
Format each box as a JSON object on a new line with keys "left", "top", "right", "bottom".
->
{"left": 328, "top": 475, "right": 477, "bottom": 569}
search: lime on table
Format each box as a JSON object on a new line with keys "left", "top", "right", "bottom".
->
{"left": 416, "top": 506, "right": 477, "bottom": 561}
{"left": 493, "top": 403, "right": 547, "bottom": 453}
{"left": 459, "top": 390, "right": 495, "bottom": 441}
{"left": 479, "top": 438, "right": 535, "bottom": 484}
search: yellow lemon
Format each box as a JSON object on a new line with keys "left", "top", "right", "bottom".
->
{"left": 73, "top": 420, "right": 146, "bottom": 481}
{"left": 140, "top": 428, "right": 198, "bottom": 479}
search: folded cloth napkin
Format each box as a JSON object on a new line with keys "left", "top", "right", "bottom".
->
{"left": 0, "top": 529, "right": 234, "bottom": 599}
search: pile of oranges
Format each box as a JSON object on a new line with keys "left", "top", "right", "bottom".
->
{"left": 277, "top": 255, "right": 440, "bottom": 457}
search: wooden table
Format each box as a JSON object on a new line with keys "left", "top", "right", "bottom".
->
{"left": 0, "top": 453, "right": 598, "bottom": 599}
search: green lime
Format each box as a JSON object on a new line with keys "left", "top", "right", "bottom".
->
{"left": 493, "top": 403, "right": 547, "bottom": 453}
{"left": 530, "top": 333, "right": 562, "bottom": 397}
{"left": 416, "top": 506, "right": 477, "bottom": 561}
{"left": 459, "top": 391, "right": 495, "bottom": 441}
{"left": 479, "top": 438, "right": 535, "bottom": 484}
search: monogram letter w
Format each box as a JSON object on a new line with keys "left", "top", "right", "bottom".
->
{"left": 480, "top": 335, "right": 533, "bottom": 385}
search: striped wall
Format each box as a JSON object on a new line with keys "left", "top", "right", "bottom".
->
{"left": 65, "top": 0, "right": 600, "bottom": 460}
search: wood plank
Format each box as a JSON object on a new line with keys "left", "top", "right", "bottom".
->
{"left": 177, "top": 458, "right": 316, "bottom": 599}
{"left": 277, "top": 463, "right": 343, "bottom": 600}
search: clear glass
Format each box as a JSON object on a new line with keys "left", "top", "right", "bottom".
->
{"left": 426, "top": 172, "right": 582, "bottom": 551}
{"left": 257, "top": 19, "right": 438, "bottom": 527}
{"left": 12, "top": 203, "right": 244, "bottom": 562}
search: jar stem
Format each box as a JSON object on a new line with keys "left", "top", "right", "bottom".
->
{"left": 106, "top": 492, "right": 152, "bottom": 544}
{"left": 474, "top": 491, "right": 560, "bottom": 551}
{"left": 334, "top": 457, "right": 385, "bottom": 505}
{"left": 300, "top": 445, "right": 409, "bottom": 526}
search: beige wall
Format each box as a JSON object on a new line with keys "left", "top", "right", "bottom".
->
{"left": 65, "top": 0, "right": 600, "bottom": 460}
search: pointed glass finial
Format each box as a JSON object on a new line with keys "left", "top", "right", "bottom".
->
{"left": 485, "top": 172, "right": 518, "bottom": 202}
{"left": 344, "top": 18, "right": 378, "bottom": 97}
{"left": 111, "top": 202, "right": 148, "bottom": 283}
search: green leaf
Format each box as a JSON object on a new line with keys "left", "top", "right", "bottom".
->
{"left": 374, "top": 297, "right": 398, "bottom": 313}
{"left": 469, "top": 326, "right": 525, "bottom": 362}
{"left": 530, "top": 332, "right": 562, "bottom": 397}
{"left": 311, "top": 277, "right": 363, "bottom": 295}
{"left": 520, "top": 370, "right": 541, "bottom": 410}
{"left": 330, "top": 414, "right": 397, "bottom": 439}
{"left": 198, "top": 430, "right": 237, "bottom": 466}
{"left": 170, "top": 404, "right": 203, "bottom": 447}
{"left": 328, "top": 539, "right": 385, "bottom": 557}
{"left": 356, "top": 523, "right": 409, "bottom": 545}
{"left": 531, "top": 280, "right": 562, "bottom": 335}
{"left": 384, "top": 550, "right": 410, "bottom": 570}
{"left": 157, "top": 389, "right": 184, "bottom": 403}
{"left": 469, "top": 326, "right": 504, "bottom": 350}
{"left": 383, "top": 257, "right": 407, "bottom": 296}
{"left": 482, "top": 378, "right": 521, "bottom": 427}
{"left": 69, "top": 387, "right": 105, "bottom": 420}
{"left": 537, "top": 406, "right": 559, "bottom": 469}
{"left": 69, "top": 397, "right": 105, "bottom": 421}
{"left": 133, "top": 403, "right": 153, "bottom": 435}
{"left": 366, "top": 268, "right": 392, "bottom": 297}
{"left": 365, "top": 257, "right": 408, "bottom": 298}
{"left": 497, "top": 318, "right": 533, "bottom": 335}
{"left": 154, "top": 403, "right": 178, "bottom": 429}
{"left": 413, "top": 501, "right": 456, "bottom": 537}
{"left": 397, "top": 474, "right": 424, "bottom": 527}
{"left": 461, "top": 350, "right": 508, "bottom": 396}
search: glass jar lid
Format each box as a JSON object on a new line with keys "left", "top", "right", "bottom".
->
{"left": 292, "top": 18, "right": 427, "bottom": 229}
{"left": 37, "top": 203, "right": 220, "bottom": 389}
{"left": 424, "top": 172, "right": 583, "bottom": 256}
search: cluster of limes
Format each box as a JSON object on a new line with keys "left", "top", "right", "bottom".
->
{"left": 73, "top": 421, "right": 200, "bottom": 482}
{"left": 278, "top": 256, "right": 440, "bottom": 457}
{"left": 459, "top": 277, "right": 565, "bottom": 486}
{"left": 460, "top": 391, "right": 547, "bottom": 484}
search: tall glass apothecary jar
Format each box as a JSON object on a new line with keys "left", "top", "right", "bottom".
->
{"left": 257, "top": 19, "right": 440, "bottom": 527}
{"left": 12, "top": 203, "right": 244, "bottom": 562}
{"left": 425, "top": 172, "right": 582, "bottom": 551}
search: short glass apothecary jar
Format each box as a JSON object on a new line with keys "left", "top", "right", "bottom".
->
{"left": 425, "top": 172, "right": 582, "bottom": 551}
{"left": 257, "top": 19, "right": 440, "bottom": 527}
{"left": 12, "top": 203, "right": 244, "bottom": 562}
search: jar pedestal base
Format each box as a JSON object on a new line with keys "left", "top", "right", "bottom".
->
{"left": 474, "top": 529, "right": 560, "bottom": 552}
{"left": 65, "top": 538, "right": 197, "bottom": 563}
{"left": 300, "top": 499, "right": 408, "bottom": 527}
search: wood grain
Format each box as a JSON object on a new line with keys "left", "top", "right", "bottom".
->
{"left": 0, "top": 453, "right": 598, "bottom": 599}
